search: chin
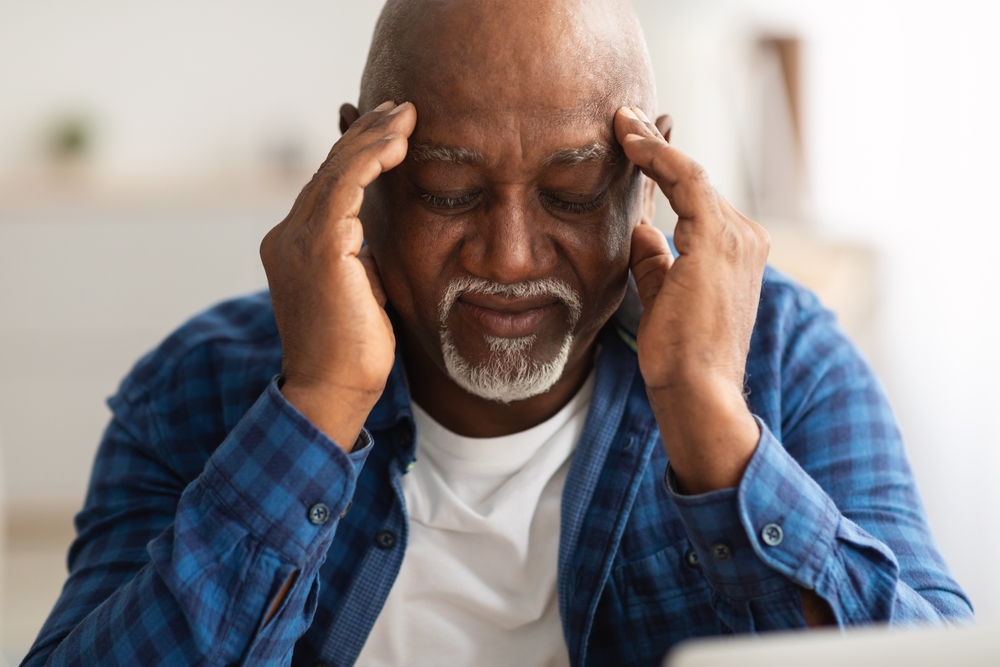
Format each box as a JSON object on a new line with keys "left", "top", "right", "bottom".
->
{"left": 439, "top": 328, "right": 575, "bottom": 403}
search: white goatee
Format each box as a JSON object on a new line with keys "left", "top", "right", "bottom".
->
{"left": 438, "top": 276, "right": 582, "bottom": 403}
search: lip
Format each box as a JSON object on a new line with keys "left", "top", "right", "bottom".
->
{"left": 454, "top": 294, "right": 561, "bottom": 338}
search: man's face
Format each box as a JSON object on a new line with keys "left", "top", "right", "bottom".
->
{"left": 358, "top": 5, "right": 647, "bottom": 402}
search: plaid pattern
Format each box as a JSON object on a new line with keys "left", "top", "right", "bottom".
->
{"left": 24, "top": 269, "right": 971, "bottom": 667}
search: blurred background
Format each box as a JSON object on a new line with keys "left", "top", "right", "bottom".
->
{"left": 0, "top": 0, "right": 998, "bottom": 661}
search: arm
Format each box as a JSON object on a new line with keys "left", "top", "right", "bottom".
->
{"left": 615, "top": 106, "right": 971, "bottom": 629}
{"left": 24, "top": 380, "right": 371, "bottom": 666}
{"left": 25, "top": 100, "right": 418, "bottom": 665}
{"left": 668, "top": 287, "right": 971, "bottom": 627}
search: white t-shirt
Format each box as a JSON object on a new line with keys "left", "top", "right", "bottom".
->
{"left": 355, "top": 373, "right": 595, "bottom": 667}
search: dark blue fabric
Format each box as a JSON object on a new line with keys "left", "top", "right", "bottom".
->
{"left": 24, "top": 268, "right": 972, "bottom": 667}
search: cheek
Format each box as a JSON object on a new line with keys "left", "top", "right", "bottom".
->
{"left": 363, "top": 179, "right": 457, "bottom": 324}
{"left": 603, "top": 171, "right": 644, "bottom": 264}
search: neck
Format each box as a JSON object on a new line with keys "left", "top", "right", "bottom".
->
{"left": 399, "top": 328, "right": 599, "bottom": 438}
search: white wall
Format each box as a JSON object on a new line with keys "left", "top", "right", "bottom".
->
{"left": 797, "top": 0, "right": 1000, "bottom": 621}
{"left": 631, "top": 0, "right": 1000, "bottom": 619}
{"left": 1, "top": 0, "right": 999, "bottom": 621}
{"left": 0, "top": 0, "right": 384, "bottom": 184}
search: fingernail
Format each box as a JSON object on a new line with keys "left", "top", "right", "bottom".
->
{"left": 621, "top": 107, "right": 638, "bottom": 120}
{"left": 375, "top": 100, "right": 395, "bottom": 111}
{"left": 633, "top": 107, "right": 650, "bottom": 122}
{"left": 388, "top": 102, "right": 408, "bottom": 115}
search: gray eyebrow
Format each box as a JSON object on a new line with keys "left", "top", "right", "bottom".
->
{"left": 408, "top": 142, "right": 485, "bottom": 165}
{"left": 543, "top": 142, "right": 618, "bottom": 167}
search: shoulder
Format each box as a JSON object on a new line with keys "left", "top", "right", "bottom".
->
{"left": 748, "top": 266, "right": 881, "bottom": 434}
{"left": 113, "top": 289, "right": 281, "bottom": 413}
{"left": 758, "top": 265, "right": 830, "bottom": 327}
{"left": 751, "top": 265, "right": 854, "bottom": 369}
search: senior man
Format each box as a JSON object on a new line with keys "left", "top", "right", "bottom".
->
{"left": 27, "top": 0, "right": 971, "bottom": 665}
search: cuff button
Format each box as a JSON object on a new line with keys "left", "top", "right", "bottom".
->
{"left": 761, "top": 523, "right": 784, "bottom": 546}
{"left": 710, "top": 543, "right": 732, "bottom": 562}
{"left": 375, "top": 530, "right": 397, "bottom": 550}
{"left": 308, "top": 503, "right": 331, "bottom": 525}
{"left": 684, "top": 548, "right": 700, "bottom": 568}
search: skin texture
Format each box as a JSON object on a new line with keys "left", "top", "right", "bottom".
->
{"left": 259, "top": 0, "right": 833, "bottom": 628}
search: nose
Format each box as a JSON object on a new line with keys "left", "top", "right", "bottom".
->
{"left": 464, "top": 188, "right": 554, "bottom": 284}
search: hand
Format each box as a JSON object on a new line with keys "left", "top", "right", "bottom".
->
{"left": 615, "top": 106, "right": 769, "bottom": 494}
{"left": 260, "top": 101, "right": 416, "bottom": 450}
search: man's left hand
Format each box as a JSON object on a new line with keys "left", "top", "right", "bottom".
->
{"left": 615, "top": 106, "right": 770, "bottom": 495}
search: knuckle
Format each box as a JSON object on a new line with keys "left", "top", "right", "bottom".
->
{"left": 755, "top": 224, "right": 772, "bottom": 255}
{"left": 720, "top": 224, "right": 741, "bottom": 257}
{"left": 684, "top": 161, "right": 709, "bottom": 185}
{"left": 259, "top": 229, "right": 277, "bottom": 267}
{"left": 292, "top": 228, "right": 314, "bottom": 259}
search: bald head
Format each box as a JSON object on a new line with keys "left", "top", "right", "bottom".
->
{"left": 359, "top": 0, "right": 656, "bottom": 117}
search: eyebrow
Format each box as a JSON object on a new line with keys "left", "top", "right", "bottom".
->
{"left": 408, "top": 142, "right": 486, "bottom": 166}
{"left": 406, "top": 140, "right": 619, "bottom": 168}
{"left": 542, "top": 142, "right": 618, "bottom": 167}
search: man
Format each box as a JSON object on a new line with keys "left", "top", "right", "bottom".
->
{"left": 26, "top": 0, "right": 971, "bottom": 665}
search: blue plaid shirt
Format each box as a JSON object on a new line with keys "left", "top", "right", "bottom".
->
{"left": 25, "top": 267, "right": 971, "bottom": 667}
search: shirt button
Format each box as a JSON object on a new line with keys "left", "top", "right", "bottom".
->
{"left": 761, "top": 523, "right": 784, "bottom": 546}
{"left": 375, "top": 530, "right": 397, "bottom": 550}
{"left": 710, "top": 543, "right": 732, "bottom": 562}
{"left": 308, "top": 503, "right": 330, "bottom": 525}
{"left": 684, "top": 548, "right": 700, "bottom": 568}
{"left": 340, "top": 500, "right": 352, "bottom": 519}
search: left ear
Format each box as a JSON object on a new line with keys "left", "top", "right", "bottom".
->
{"left": 638, "top": 114, "right": 673, "bottom": 226}
{"left": 640, "top": 175, "right": 656, "bottom": 226}
{"left": 339, "top": 103, "right": 361, "bottom": 135}
{"left": 655, "top": 114, "right": 673, "bottom": 142}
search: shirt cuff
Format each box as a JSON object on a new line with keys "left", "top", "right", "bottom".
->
{"left": 199, "top": 377, "right": 374, "bottom": 563}
{"left": 665, "top": 417, "right": 839, "bottom": 600}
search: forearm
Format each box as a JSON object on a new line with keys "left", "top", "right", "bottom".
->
{"left": 665, "top": 422, "right": 972, "bottom": 631}
{"left": 25, "top": 380, "right": 370, "bottom": 666}
{"left": 647, "top": 376, "right": 760, "bottom": 495}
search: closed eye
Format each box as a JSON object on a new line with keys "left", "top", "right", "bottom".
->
{"left": 419, "top": 190, "right": 481, "bottom": 210}
{"left": 541, "top": 192, "right": 605, "bottom": 214}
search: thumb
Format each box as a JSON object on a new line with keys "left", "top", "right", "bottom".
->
{"left": 629, "top": 224, "right": 674, "bottom": 310}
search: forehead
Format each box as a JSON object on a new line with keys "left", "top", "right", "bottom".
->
{"left": 390, "top": 0, "right": 630, "bottom": 161}
{"left": 402, "top": 51, "right": 622, "bottom": 168}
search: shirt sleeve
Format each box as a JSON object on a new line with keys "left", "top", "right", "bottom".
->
{"left": 22, "top": 377, "right": 373, "bottom": 667}
{"left": 664, "top": 298, "right": 974, "bottom": 631}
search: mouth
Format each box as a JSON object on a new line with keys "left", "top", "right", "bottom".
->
{"left": 455, "top": 293, "right": 562, "bottom": 339}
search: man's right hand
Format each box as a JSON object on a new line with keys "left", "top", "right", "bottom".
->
{"left": 260, "top": 101, "right": 416, "bottom": 450}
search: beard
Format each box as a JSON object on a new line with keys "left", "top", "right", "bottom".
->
{"left": 438, "top": 276, "right": 582, "bottom": 403}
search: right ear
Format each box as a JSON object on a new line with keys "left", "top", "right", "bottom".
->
{"left": 339, "top": 103, "right": 361, "bottom": 135}
{"left": 654, "top": 114, "right": 673, "bottom": 143}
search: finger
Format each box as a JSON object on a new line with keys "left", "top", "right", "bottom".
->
{"left": 292, "top": 102, "right": 407, "bottom": 213}
{"left": 290, "top": 103, "right": 416, "bottom": 233}
{"left": 358, "top": 245, "right": 388, "bottom": 308}
{"left": 321, "top": 102, "right": 416, "bottom": 176}
{"left": 629, "top": 223, "right": 675, "bottom": 310}
{"left": 278, "top": 101, "right": 396, "bottom": 228}
{"left": 328, "top": 100, "right": 397, "bottom": 160}
{"left": 311, "top": 132, "right": 411, "bottom": 247}
{"left": 614, "top": 107, "right": 717, "bottom": 221}
{"left": 630, "top": 106, "right": 663, "bottom": 138}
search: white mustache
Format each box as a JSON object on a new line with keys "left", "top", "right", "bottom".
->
{"left": 438, "top": 276, "right": 583, "bottom": 330}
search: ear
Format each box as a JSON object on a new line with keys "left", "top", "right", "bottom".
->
{"left": 655, "top": 114, "right": 673, "bottom": 143}
{"left": 640, "top": 174, "right": 657, "bottom": 226}
{"left": 339, "top": 103, "right": 361, "bottom": 135}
